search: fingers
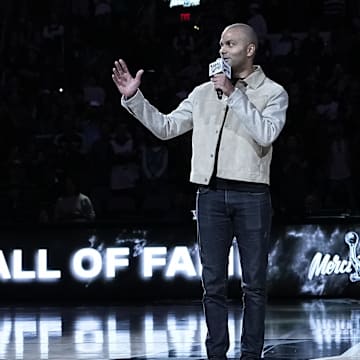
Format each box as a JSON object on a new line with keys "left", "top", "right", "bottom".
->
{"left": 135, "top": 69, "right": 144, "bottom": 82}
{"left": 111, "top": 73, "right": 119, "bottom": 85}
{"left": 119, "top": 59, "right": 129, "bottom": 73}
{"left": 112, "top": 59, "right": 127, "bottom": 85}
{"left": 112, "top": 67, "right": 122, "bottom": 86}
{"left": 211, "top": 74, "right": 223, "bottom": 91}
{"left": 112, "top": 59, "right": 143, "bottom": 79}
{"left": 114, "top": 59, "right": 127, "bottom": 74}
{"left": 113, "top": 59, "right": 128, "bottom": 83}
{"left": 212, "top": 74, "right": 230, "bottom": 87}
{"left": 111, "top": 59, "right": 143, "bottom": 95}
{"left": 211, "top": 74, "right": 234, "bottom": 97}
{"left": 112, "top": 66, "right": 120, "bottom": 80}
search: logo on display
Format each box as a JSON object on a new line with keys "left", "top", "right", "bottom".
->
{"left": 308, "top": 231, "right": 360, "bottom": 282}
{"left": 344, "top": 231, "right": 360, "bottom": 282}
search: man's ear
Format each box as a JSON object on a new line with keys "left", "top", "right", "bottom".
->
{"left": 247, "top": 43, "right": 256, "bottom": 57}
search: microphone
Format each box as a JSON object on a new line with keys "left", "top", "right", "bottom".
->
{"left": 208, "top": 58, "right": 231, "bottom": 99}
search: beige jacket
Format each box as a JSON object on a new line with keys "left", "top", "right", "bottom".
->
{"left": 121, "top": 66, "right": 288, "bottom": 185}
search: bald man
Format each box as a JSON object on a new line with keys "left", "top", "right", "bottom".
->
{"left": 113, "top": 23, "right": 288, "bottom": 360}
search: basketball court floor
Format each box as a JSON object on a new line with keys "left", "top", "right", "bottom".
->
{"left": 0, "top": 298, "right": 359, "bottom": 359}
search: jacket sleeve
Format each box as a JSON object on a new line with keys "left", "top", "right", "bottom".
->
{"left": 227, "top": 86, "right": 288, "bottom": 147}
{"left": 121, "top": 90, "right": 194, "bottom": 140}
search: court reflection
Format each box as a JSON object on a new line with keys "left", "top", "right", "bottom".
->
{"left": 0, "top": 299, "right": 359, "bottom": 359}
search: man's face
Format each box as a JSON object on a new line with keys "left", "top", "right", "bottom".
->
{"left": 219, "top": 28, "right": 253, "bottom": 73}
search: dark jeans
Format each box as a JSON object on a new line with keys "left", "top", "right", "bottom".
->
{"left": 196, "top": 186, "right": 272, "bottom": 360}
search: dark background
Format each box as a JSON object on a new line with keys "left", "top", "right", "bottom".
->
{"left": 1, "top": 0, "right": 360, "bottom": 225}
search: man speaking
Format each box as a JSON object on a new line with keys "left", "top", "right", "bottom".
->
{"left": 112, "top": 23, "right": 288, "bottom": 360}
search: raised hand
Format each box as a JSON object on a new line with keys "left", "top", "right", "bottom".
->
{"left": 112, "top": 59, "right": 144, "bottom": 98}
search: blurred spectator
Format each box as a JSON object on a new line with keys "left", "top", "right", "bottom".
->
{"left": 139, "top": 132, "right": 170, "bottom": 212}
{"left": 42, "top": 11, "right": 64, "bottom": 57}
{"left": 221, "top": 0, "right": 241, "bottom": 26}
{"left": 278, "top": 134, "right": 309, "bottom": 216}
{"left": 72, "top": 0, "right": 90, "bottom": 19}
{"left": 17, "top": 47, "right": 41, "bottom": 93}
{"left": 175, "top": 76, "right": 193, "bottom": 101}
{"left": 140, "top": 132, "right": 169, "bottom": 186}
{"left": 304, "top": 189, "right": 323, "bottom": 215}
{"left": 88, "top": 120, "right": 113, "bottom": 217}
{"left": 255, "top": 34, "right": 273, "bottom": 71}
{"left": 54, "top": 175, "right": 95, "bottom": 222}
{"left": 315, "top": 89, "right": 339, "bottom": 123}
{"left": 323, "top": 124, "right": 355, "bottom": 210}
{"left": 172, "top": 26, "right": 195, "bottom": 68}
{"left": 107, "top": 122, "right": 141, "bottom": 213}
{"left": 93, "top": 0, "right": 112, "bottom": 46}
{"left": 299, "top": 26, "right": 325, "bottom": 72}
{"left": 83, "top": 75, "right": 106, "bottom": 107}
{"left": 53, "top": 115, "right": 86, "bottom": 175}
{"left": 272, "top": 28, "right": 296, "bottom": 66}
{"left": 326, "top": 63, "right": 350, "bottom": 99}
{"left": 80, "top": 105, "right": 103, "bottom": 153}
{"left": 109, "top": 122, "right": 140, "bottom": 192}
{"left": 178, "top": 54, "right": 205, "bottom": 87}
{"left": 348, "top": 19, "right": 360, "bottom": 76}
{"left": 94, "top": 0, "right": 111, "bottom": 16}
{"left": 322, "top": 0, "right": 346, "bottom": 29}
{"left": 247, "top": 3, "right": 268, "bottom": 38}
{"left": 135, "top": 0, "right": 157, "bottom": 40}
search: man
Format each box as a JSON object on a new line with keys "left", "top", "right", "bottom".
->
{"left": 112, "top": 23, "right": 288, "bottom": 360}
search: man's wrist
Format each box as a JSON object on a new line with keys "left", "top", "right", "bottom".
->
{"left": 124, "top": 90, "right": 138, "bottom": 101}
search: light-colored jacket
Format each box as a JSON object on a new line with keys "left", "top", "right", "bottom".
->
{"left": 121, "top": 66, "right": 288, "bottom": 185}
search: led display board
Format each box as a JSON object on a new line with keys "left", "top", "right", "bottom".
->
{"left": 169, "top": 0, "right": 200, "bottom": 8}
{"left": 0, "top": 221, "right": 359, "bottom": 302}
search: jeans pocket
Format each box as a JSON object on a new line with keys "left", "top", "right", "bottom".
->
{"left": 197, "top": 186, "right": 211, "bottom": 195}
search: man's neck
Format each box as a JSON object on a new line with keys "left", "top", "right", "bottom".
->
{"left": 234, "top": 65, "right": 255, "bottom": 80}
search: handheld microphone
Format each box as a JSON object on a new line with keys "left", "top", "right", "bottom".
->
{"left": 208, "top": 58, "right": 231, "bottom": 99}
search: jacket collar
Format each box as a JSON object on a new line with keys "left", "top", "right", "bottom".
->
{"left": 235, "top": 65, "right": 265, "bottom": 90}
